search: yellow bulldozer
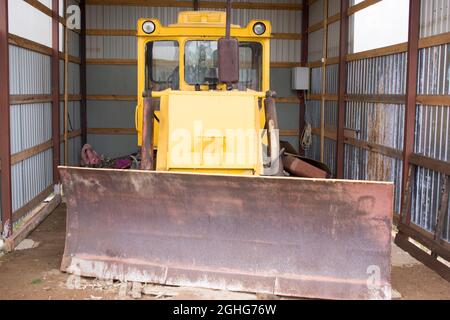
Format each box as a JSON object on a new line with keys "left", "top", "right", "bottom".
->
{"left": 59, "top": 2, "right": 394, "bottom": 300}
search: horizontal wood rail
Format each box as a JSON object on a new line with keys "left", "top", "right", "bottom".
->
{"left": 348, "top": 0, "right": 382, "bottom": 16}
{"left": 417, "top": 95, "right": 450, "bottom": 106}
{"left": 60, "top": 129, "right": 82, "bottom": 141}
{"left": 87, "top": 95, "right": 137, "bottom": 101}
{"left": 86, "top": 0, "right": 303, "bottom": 10}
{"left": 307, "top": 93, "right": 338, "bottom": 101}
{"left": 85, "top": 59, "right": 302, "bottom": 68}
{"left": 86, "top": 95, "right": 299, "bottom": 103}
{"left": 8, "top": 33, "right": 52, "bottom": 56}
{"left": 347, "top": 43, "right": 408, "bottom": 62}
{"left": 307, "top": 57, "right": 339, "bottom": 68}
{"left": 8, "top": 34, "right": 81, "bottom": 64}
{"left": 345, "top": 94, "right": 406, "bottom": 104}
{"left": 311, "top": 127, "right": 337, "bottom": 140}
{"left": 86, "top": 29, "right": 302, "bottom": 40}
{"left": 12, "top": 185, "right": 54, "bottom": 223}
{"left": 10, "top": 94, "right": 52, "bottom": 105}
{"left": 345, "top": 137, "right": 403, "bottom": 159}
{"left": 345, "top": 32, "right": 450, "bottom": 62}
{"left": 409, "top": 154, "right": 450, "bottom": 176}
{"left": 11, "top": 140, "right": 53, "bottom": 165}
{"left": 307, "top": 13, "right": 341, "bottom": 34}
{"left": 87, "top": 128, "right": 137, "bottom": 135}
{"left": 10, "top": 94, "right": 82, "bottom": 104}
{"left": 23, "top": 0, "right": 66, "bottom": 26}
{"left": 9, "top": 131, "right": 82, "bottom": 167}
{"left": 311, "top": 127, "right": 403, "bottom": 160}
{"left": 86, "top": 128, "right": 300, "bottom": 137}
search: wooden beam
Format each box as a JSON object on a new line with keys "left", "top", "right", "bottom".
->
{"left": 8, "top": 33, "right": 52, "bottom": 56}
{"left": 10, "top": 94, "right": 53, "bottom": 105}
{"left": 0, "top": 0, "right": 12, "bottom": 236}
{"left": 299, "top": 0, "right": 309, "bottom": 155}
{"left": 87, "top": 95, "right": 137, "bottom": 101}
{"left": 276, "top": 97, "right": 300, "bottom": 103}
{"left": 345, "top": 94, "right": 406, "bottom": 104}
{"left": 344, "top": 137, "right": 403, "bottom": 160}
{"left": 395, "top": 232, "right": 450, "bottom": 282}
{"left": 87, "top": 29, "right": 302, "bottom": 40}
{"left": 86, "top": 59, "right": 302, "bottom": 68}
{"left": 11, "top": 140, "right": 53, "bottom": 165}
{"left": 59, "top": 52, "right": 81, "bottom": 64}
{"left": 280, "top": 130, "right": 300, "bottom": 137}
{"left": 409, "top": 154, "right": 450, "bottom": 176}
{"left": 401, "top": 0, "right": 420, "bottom": 225}
{"left": 61, "top": 129, "right": 83, "bottom": 140}
{"left": 85, "top": 0, "right": 303, "bottom": 11}
{"left": 23, "top": 0, "right": 66, "bottom": 26}
{"left": 86, "top": 58, "right": 137, "bottom": 65}
{"left": 6, "top": 192, "right": 61, "bottom": 251}
{"left": 80, "top": 0, "right": 87, "bottom": 145}
{"left": 52, "top": 0, "right": 60, "bottom": 183}
{"left": 419, "top": 31, "right": 450, "bottom": 49}
{"left": 348, "top": 0, "right": 382, "bottom": 16}
{"left": 87, "top": 128, "right": 137, "bottom": 135}
{"left": 416, "top": 95, "right": 450, "bottom": 106}
{"left": 347, "top": 42, "right": 408, "bottom": 62}
{"left": 11, "top": 185, "right": 54, "bottom": 223}
{"left": 336, "top": 0, "right": 349, "bottom": 179}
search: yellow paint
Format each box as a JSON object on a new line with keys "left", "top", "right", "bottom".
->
{"left": 136, "top": 11, "right": 272, "bottom": 176}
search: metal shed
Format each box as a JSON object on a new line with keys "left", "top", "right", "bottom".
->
{"left": 0, "top": 0, "right": 449, "bottom": 297}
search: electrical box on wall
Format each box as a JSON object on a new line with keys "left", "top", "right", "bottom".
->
{"left": 291, "top": 67, "right": 310, "bottom": 90}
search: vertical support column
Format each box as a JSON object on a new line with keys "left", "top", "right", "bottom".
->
{"left": 193, "top": 0, "right": 199, "bottom": 10}
{"left": 0, "top": 0, "right": 12, "bottom": 236}
{"left": 80, "top": 0, "right": 87, "bottom": 145}
{"left": 298, "top": 0, "right": 309, "bottom": 156}
{"left": 336, "top": 0, "right": 349, "bottom": 179}
{"left": 401, "top": 0, "right": 420, "bottom": 224}
{"left": 320, "top": 0, "right": 328, "bottom": 163}
{"left": 52, "top": 0, "right": 61, "bottom": 182}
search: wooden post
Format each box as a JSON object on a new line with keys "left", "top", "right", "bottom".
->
{"left": 80, "top": 0, "right": 87, "bottom": 145}
{"left": 320, "top": 0, "right": 328, "bottom": 163}
{"left": 0, "top": 0, "right": 12, "bottom": 236}
{"left": 299, "top": 0, "right": 309, "bottom": 156}
{"left": 52, "top": 0, "right": 61, "bottom": 182}
{"left": 401, "top": 0, "right": 420, "bottom": 224}
{"left": 336, "top": 0, "right": 349, "bottom": 179}
{"left": 64, "top": 11, "right": 69, "bottom": 165}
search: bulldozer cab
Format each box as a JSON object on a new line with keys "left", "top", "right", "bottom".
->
{"left": 138, "top": 12, "right": 269, "bottom": 93}
{"left": 135, "top": 14, "right": 269, "bottom": 124}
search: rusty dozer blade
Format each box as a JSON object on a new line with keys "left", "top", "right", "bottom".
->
{"left": 59, "top": 166, "right": 394, "bottom": 300}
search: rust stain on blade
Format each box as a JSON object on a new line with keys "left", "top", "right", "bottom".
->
{"left": 59, "top": 166, "right": 394, "bottom": 300}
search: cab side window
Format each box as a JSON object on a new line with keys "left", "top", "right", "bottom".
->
{"left": 145, "top": 41, "right": 180, "bottom": 91}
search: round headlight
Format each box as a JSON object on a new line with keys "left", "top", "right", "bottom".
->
{"left": 142, "top": 21, "right": 156, "bottom": 34}
{"left": 253, "top": 22, "right": 266, "bottom": 35}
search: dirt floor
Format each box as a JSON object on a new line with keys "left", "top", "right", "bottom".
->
{"left": 0, "top": 204, "right": 449, "bottom": 300}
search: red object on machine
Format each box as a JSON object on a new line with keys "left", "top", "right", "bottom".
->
{"left": 283, "top": 155, "right": 328, "bottom": 179}
{"left": 80, "top": 144, "right": 101, "bottom": 166}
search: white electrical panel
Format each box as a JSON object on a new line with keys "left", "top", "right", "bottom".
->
{"left": 291, "top": 67, "right": 310, "bottom": 90}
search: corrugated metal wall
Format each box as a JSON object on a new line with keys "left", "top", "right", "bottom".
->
{"left": 1, "top": 0, "right": 82, "bottom": 230}
{"left": 60, "top": 30, "right": 82, "bottom": 166}
{"left": 412, "top": 0, "right": 450, "bottom": 241}
{"left": 306, "top": 0, "right": 450, "bottom": 244}
{"left": 305, "top": 0, "right": 339, "bottom": 177}
{"left": 7, "top": 11, "right": 54, "bottom": 225}
{"left": 85, "top": 0, "right": 302, "bottom": 157}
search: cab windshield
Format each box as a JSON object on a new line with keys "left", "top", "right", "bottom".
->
{"left": 184, "top": 40, "right": 263, "bottom": 91}
{"left": 146, "top": 40, "right": 263, "bottom": 91}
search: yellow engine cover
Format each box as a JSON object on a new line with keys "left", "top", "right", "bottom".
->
{"left": 156, "top": 91, "right": 263, "bottom": 175}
